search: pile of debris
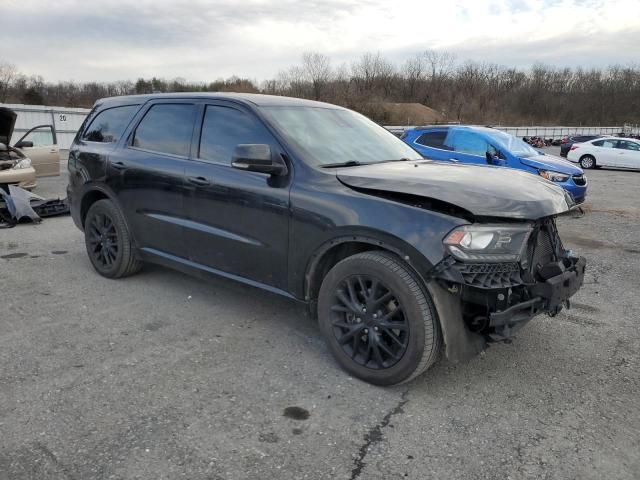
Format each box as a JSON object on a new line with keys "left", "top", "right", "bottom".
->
{"left": 0, "top": 184, "right": 69, "bottom": 228}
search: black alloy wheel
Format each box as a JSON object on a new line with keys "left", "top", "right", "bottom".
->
{"left": 87, "top": 212, "right": 119, "bottom": 269}
{"left": 329, "top": 274, "right": 409, "bottom": 369}
{"left": 84, "top": 199, "right": 142, "bottom": 278}
{"left": 318, "top": 251, "right": 441, "bottom": 385}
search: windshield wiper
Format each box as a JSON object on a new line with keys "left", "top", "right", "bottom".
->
{"left": 321, "top": 160, "right": 364, "bottom": 168}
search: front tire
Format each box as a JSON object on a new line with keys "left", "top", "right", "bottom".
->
{"left": 579, "top": 155, "right": 596, "bottom": 169}
{"left": 318, "top": 251, "right": 441, "bottom": 385}
{"left": 84, "top": 199, "right": 142, "bottom": 278}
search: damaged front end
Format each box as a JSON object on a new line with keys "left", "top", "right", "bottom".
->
{"left": 434, "top": 217, "right": 586, "bottom": 341}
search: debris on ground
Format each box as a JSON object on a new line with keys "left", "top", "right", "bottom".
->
{"left": 0, "top": 184, "right": 69, "bottom": 228}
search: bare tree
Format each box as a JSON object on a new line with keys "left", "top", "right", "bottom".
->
{"left": 302, "top": 52, "right": 332, "bottom": 100}
{"left": 0, "top": 62, "right": 17, "bottom": 103}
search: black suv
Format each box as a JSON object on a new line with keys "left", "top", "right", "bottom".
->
{"left": 68, "top": 93, "right": 586, "bottom": 385}
{"left": 560, "top": 135, "right": 602, "bottom": 157}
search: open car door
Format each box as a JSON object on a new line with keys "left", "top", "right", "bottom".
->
{"left": 14, "top": 125, "right": 60, "bottom": 177}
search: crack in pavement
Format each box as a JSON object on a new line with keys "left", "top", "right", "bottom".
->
{"left": 350, "top": 389, "right": 409, "bottom": 479}
{"left": 34, "top": 441, "right": 78, "bottom": 480}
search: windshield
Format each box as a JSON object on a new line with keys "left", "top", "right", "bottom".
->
{"left": 260, "top": 106, "right": 422, "bottom": 166}
{"left": 485, "top": 130, "right": 540, "bottom": 158}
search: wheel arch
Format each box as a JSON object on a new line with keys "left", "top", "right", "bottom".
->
{"left": 303, "top": 231, "right": 434, "bottom": 316}
{"left": 79, "top": 184, "right": 121, "bottom": 228}
{"left": 304, "top": 230, "right": 486, "bottom": 366}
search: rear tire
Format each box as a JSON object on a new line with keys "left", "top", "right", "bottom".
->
{"left": 84, "top": 199, "right": 142, "bottom": 279}
{"left": 579, "top": 155, "right": 596, "bottom": 169}
{"left": 318, "top": 251, "right": 441, "bottom": 385}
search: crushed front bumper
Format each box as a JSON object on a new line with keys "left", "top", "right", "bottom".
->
{"left": 434, "top": 253, "right": 586, "bottom": 339}
{"left": 489, "top": 256, "right": 586, "bottom": 329}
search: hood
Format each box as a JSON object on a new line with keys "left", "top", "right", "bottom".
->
{"left": 336, "top": 161, "right": 573, "bottom": 220}
{"left": 520, "top": 153, "right": 583, "bottom": 174}
{"left": 0, "top": 107, "right": 17, "bottom": 146}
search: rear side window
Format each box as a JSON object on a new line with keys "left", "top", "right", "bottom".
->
{"left": 415, "top": 131, "right": 452, "bottom": 151}
{"left": 593, "top": 139, "right": 617, "bottom": 148}
{"left": 132, "top": 104, "right": 196, "bottom": 157}
{"left": 198, "top": 105, "right": 274, "bottom": 165}
{"left": 82, "top": 105, "right": 138, "bottom": 143}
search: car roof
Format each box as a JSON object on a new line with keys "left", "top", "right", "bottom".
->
{"left": 95, "top": 92, "right": 342, "bottom": 110}
{"left": 408, "top": 125, "right": 497, "bottom": 134}
{"left": 586, "top": 136, "right": 638, "bottom": 142}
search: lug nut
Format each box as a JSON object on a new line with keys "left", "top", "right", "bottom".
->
{"left": 362, "top": 307, "right": 367, "bottom": 313}
{"left": 373, "top": 313, "right": 377, "bottom": 319}
{"left": 364, "top": 328, "right": 369, "bottom": 334}
{"left": 356, "top": 318, "right": 361, "bottom": 323}
{"left": 374, "top": 326, "right": 379, "bottom": 331}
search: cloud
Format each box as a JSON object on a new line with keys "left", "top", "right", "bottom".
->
{"left": 0, "top": 0, "right": 638, "bottom": 82}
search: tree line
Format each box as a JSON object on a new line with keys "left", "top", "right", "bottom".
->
{"left": 1, "top": 51, "right": 639, "bottom": 126}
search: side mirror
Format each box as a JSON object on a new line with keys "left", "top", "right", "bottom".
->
{"left": 486, "top": 149, "right": 506, "bottom": 165}
{"left": 15, "top": 140, "right": 34, "bottom": 149}
{"left": 231, "top": 144, "right": 288, "bottom": 176}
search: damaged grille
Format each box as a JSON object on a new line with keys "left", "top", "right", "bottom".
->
{"left": 456, "top": 262, "right": 523, "bottom": 289}
{"left": 529, "top": 227, "right": 556, "bottom": 271}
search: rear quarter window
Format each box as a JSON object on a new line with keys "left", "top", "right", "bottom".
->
{"left": 82, "top": 105, "right": 138, "bottom": 143}
{"left": 415, "top": 131, "right": 453, "bottom": 151}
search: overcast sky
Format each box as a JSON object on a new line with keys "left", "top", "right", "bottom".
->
{"left": 1, "top": 0, "right": 639, "bottom": 83}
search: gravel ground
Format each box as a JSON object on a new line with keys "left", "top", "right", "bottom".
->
{"left": 1, "top": 157, "right": 639, "bottom": 479}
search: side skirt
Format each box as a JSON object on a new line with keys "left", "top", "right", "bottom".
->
{"left": 139, "top": 247, "right": 300, "bottom": 302}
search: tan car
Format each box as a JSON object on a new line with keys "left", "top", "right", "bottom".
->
{"left": 0, "top": 107, "right": 61, "bottom": 189}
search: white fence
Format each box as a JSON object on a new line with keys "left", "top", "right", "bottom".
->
{"left": 494, "top": 125, "right": 640, "bottom": 139}
{"left": 1, "top": 103, "right": 91, "bottom": 150}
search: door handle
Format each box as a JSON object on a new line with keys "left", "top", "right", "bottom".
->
{"left": 448, "top": 158, "right": 459, "bottom": 162}
{"left": 187, "top": 176, "right": 211, "bottom": 186}
{"left": 111, "top": 161, "right": 127, "bottom": 170}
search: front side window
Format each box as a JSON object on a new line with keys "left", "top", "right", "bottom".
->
{"left": 259, "top": 106, "right": 422, "bottom": 166}
{"left": 83, "top": 105, "right": 138, "bottom": 143}
{"left": 132, "top": 104, "right": 196, "bottom": 157}
{"left": 616, "top": 140, "right": 640, "bottom": 151}
{"left": 199, "top": 106, "right": 274, "bottom": 164}
{"left": 20, "top": 126, "right": 54, "bottom": 146}
{"left": 451, "top": 131, "right": 488, "bottom": 157}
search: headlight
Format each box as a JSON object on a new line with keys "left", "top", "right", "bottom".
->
{"left": 12, "top": 158, "right": 32, "bottom": 169}
{"left": 443, "top": 224, "right": 532, "bottom": 262}
{"left": 539, "top": 170, "right": 569, "bottom": 182}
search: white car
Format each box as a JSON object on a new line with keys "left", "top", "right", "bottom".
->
{"left": 567, "top": 136, "right": 640, "bottom": 170}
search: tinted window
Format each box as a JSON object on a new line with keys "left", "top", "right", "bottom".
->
{"left": 132, "top": 104, "right": 196, "bottom": 156}
{"left": 83, "top": 105, "right": 137, "bottom": 143}
{"left": 416, "top": 131, "right": 452, "bottom": 150}
{"left": 451, "top": 131, "right": 488, "bottom": 156}
{"left": 572, "top": 135, "right": 597, "bottom": 143}
{"left": 616, "top": 140, "right": 640, "bottom": 151}
{"left": 199, "top": 105, "right": 274, "bottom": 164}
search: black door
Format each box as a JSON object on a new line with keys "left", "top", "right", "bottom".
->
{"left": 183, "top": 103, "right": 291, "bottom": 290}
{"left": 109, "top": 102, "right": 197, "bottom": 260}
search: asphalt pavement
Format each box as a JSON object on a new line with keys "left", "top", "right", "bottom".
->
{"left": 1, "top": 157, "right": 639, "bottom": 479}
